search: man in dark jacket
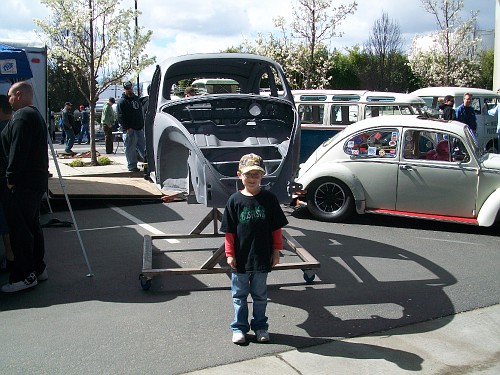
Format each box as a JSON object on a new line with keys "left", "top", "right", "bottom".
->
{"left": 456, "top": 93, "right": 477, "bottom": 133}
{"left": 61, "top": 101, "right": 75, "bottom": 154}
{"left": 1, "top": 81, "right": 49, "bottom": 292}
{"left": 117, "top": 81, "right": 145, "bottom": 172}
{"left": 440, "top": 95, "right": 456, "bottom": 121}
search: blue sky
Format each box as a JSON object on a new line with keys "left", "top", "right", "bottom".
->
{"left": 0, "top": 0, "right": 496, "bottom": 81}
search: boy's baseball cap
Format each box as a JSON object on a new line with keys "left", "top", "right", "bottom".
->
{"left": 238, "top": 153, "right": 265, "bottom": 174}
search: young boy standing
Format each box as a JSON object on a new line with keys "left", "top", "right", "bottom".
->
{"left": 221, "top": 153, "right": 288, "bottom": 344}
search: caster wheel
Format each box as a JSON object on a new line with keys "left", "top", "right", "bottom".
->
{"left": 303, "top": 272, "right": 316, "bottom": 284}
{"left": 139, "top": 274, "right": 152, "bottom": 290}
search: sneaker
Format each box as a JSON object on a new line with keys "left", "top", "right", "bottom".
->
{"left": 1, "top": 272, "right": 38, "bottom": 292}
{"left": 37, "top": 268, "right": 49, "bottom": 282}
{"left": 232, "top": 331, "right": 246, "bottom": 344}
{"left": 255, "top": 329, "right": 270, "bottom": 342}
{"left": 128, "top": 167, "right": 140, "bottom": 172}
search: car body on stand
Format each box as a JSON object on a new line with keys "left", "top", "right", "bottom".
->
{"left": 144, "top": 53, "right": 301, "bottom": 207}
{"left": 293, "top": 115, "right": 500, "bottom": 226}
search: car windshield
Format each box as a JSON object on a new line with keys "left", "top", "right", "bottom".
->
{"left": 465, "top": 126, "right": 482, "bottom": 157}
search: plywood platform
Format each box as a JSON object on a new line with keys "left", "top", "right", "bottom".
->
{"left": 48, "top": 175, "right": 164, "bottom": 199}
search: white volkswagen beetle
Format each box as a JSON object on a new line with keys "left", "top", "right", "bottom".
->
{"left": 294, "top": 115, "right": 500, "bottom": 226}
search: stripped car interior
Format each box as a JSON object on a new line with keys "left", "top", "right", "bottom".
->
{"left": 144, "top": 53, "right": 300, "bottom": 207}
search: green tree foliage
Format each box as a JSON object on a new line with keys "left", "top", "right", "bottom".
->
{"left": 477, "top": 49, "right": 494, "bottom": 90}
{"left": 35, "top": 0, "right": 155, "bottom": 164}
{"left": 408, "top": 0, "right": 481, "bottom": 87}
{"left": 48, "top": 58, "right": 87, "bottom": 112}
{"left": 326, "top": 50, "right": 360, "bottom": 89}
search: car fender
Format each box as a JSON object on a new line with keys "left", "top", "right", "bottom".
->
{"left": 297, "top": 163, "right": 366, "bottom": 208}
{"left": 477, "top": 188, "right": 500, "bottom": 227}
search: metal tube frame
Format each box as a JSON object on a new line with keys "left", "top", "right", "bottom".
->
{"left": 139, "top": 208, "right": 320, "bottom": 289}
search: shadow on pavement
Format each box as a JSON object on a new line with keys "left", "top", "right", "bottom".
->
{"left": 298, "top": 338, "right": 425, "bottom": 371}
{"left": 265, "top": 224, "right": 457, "bottom": 365}
{"left": 0, "top": 201, "right": 458, "bottom": 372}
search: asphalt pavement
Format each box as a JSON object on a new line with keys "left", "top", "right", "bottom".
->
{"left": 0, "top": 131, "right": 499, "bottom": 374}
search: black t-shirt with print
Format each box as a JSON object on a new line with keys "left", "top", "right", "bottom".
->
{"left": 220, "top": 189, "right": 288, "bottom": 273}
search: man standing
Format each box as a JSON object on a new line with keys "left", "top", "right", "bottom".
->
{"left": 101, "top": 97, "right": 116, "bottom": 154}
{"left": 487, "top": 101, "right": 500, "bottom": 153}
{"left": 440, "top": 95, "right": 456, "bottom": 121}
{"left": 456, "top": 93, "right": 477, "bottom": 133}
{"left": 1, "top": 81, "right": 49, "bottom": 292}
{"left": 77, "top": 105, "right": 90, "bottom": 144}
{"left": 117, "top": 81, "right": 145, "bottom": 172}
{"left": 61, "top": 101, "right": 75, "bottom": 154}
{"left": 0, "top": 95, "right": 14, "bottom": 272}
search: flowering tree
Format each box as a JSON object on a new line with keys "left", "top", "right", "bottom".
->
{"left": 290, "top": 0, "right": 357, "bottom": 88}
{"left": 229, "top": 0, "right": 357, "bottom": 89}
{"left": 35, "top": 0, "right": 155, "bottom": 164}
{"left": 408, "top": 0, "right": 481, "bottom": 87}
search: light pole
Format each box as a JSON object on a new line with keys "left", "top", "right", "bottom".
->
{"left": 135, "top": 0, "right": 140, "bottom": 96}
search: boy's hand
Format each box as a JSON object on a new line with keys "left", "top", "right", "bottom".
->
{"left": 227, "top": 256, "right": 236, "bottom": 269}
{"left": 271, "top": 250, "right": 281, "bottom": 268}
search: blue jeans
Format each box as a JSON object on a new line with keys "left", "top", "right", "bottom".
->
{"left": 123, "top": 129, "right": 145, "bottom": 170}
{"left": 230, "top": 271, "right": 269, "bottom": 333}
{"left": 65, "top": 128, "right": 75, "bottom": 153}
{"left": 77, "top": 124, "right": 89, "bottom": 143}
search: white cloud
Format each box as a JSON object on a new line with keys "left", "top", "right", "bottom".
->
{"left": 1, "top": 0, "right": 494, "bottom": 82}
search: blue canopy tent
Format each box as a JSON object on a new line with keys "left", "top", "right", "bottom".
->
{"left": 0, "top": 43, "right": 33, "bottom": 83}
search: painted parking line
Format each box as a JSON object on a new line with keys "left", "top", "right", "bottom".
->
{"left": 110, "top": 205, "right": 180, "bottom": 243}
{"left": 415, "top": 237, "right": 479, "bottom": 245}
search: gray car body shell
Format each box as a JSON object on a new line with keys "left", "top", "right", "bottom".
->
{"left": 144, "top": 53, "right": 301, "bottom": 207}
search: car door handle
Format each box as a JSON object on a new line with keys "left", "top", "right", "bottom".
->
{"left": 400, "top": 165, "right": 413, "bottom": 171}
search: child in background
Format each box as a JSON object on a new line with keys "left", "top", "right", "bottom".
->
{"left": 220, "top": 153, "right": 288, "bottom": 344}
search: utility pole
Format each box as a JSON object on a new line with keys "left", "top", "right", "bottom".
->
{"left": 135, "top": 0, "right": 140, "bottom": 96}
{"left": 493, "top": 0, "right": 500, "bottom": 91}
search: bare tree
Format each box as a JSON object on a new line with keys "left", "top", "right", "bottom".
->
{"left": 364, "top": 12, "right": 403, "bottom": 90}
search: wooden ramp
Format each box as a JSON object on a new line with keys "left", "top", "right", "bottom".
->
{"left": 48, "top": 175, "right": 165, "bottom": 199}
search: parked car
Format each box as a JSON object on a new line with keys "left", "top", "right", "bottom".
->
{"left": 144, "top": 53, "right": 301, "bottom": 207}
{"left": 293, "top": 115, "right": 500, "bottom": 226}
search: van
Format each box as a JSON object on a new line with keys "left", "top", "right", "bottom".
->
{"left": 0, "top": 40, "right": 47, "bottom": 122}
{"left": 293, "top": 89, "right": 425, "bottom": 161}
{"left": 411, "top": 87, "right": 500, "bottom": 152}
{"left": 191, "top": 78, "right": 239, "bottom": 94}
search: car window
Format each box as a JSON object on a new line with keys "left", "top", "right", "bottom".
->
{"left": 298, "top": 104, "right": 325, "bottom": 124}
{"left": 344, "top": 129, "right": 399, "bottom": 158}
{"left": 403, "top": 130, "right": 470, "bottom": 162}
{"left": 330, "top": 104, "right": 358, "bottom": 125}
{"left": 484, "top": 97, "right": 500, "bottom": 111}
{"left": 365, "top": 105, "right": 412, "bottom": 117}
{"left": 471, "top": 98, "right": 481, "bottom": 114}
